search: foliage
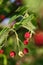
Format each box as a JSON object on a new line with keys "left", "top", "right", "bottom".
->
{"left": 0, "top": 0, "right": 43, "bottom": 65}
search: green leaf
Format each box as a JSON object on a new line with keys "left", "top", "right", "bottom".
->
{"left": 13, "top": 22, "right": 22, "bottom": 30}
{"left": 22, "top": 21, "right": 36, "bottom": 33}
{"left": 13, "top": 14, "right": 36, "bottom": 33}
{"left": 21, "top": 14, "right": 35, "bottom": 24}
{"left": 9, "top": 15, "right": 22, "bottom": 23}
{"left": 21, "top": 14, "right": 36, "bottom": 33}
{"left": 0, "top": 27, "right": 9, "bottom": 46}
{"left": 16, "top": 6, "right": 28, "bottom": 15}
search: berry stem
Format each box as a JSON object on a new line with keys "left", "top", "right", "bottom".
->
{"left": 10, "top": 29, "right": 20, "bottom": 50}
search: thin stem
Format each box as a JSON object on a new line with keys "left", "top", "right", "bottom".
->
{"left": 10, "top": 29, "right": 20, "bottom": 49}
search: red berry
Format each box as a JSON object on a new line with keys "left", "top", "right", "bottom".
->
{"left": 10, "top": 51, "right": 16, "bottom": 57}
{"left": 24, "top": 32, "right": 30, "bottom": 39}
{"left": 34, "top": 31, "right": 43, "bottom": 46}
{"left": 23, "top": 39, "right": 29, "bottom": 45}
{"left": 0, "top": 49, "right": 4, "bottom": 54}
{"left": 23, "top": 48, "right": 28, "bottom": 54}
{"left": 0, "top": 15, "right": 5, "bottom": 20}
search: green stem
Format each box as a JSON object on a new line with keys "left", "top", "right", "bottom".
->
{"left": 10, "top": 29, "right": 20, "bottom": 49}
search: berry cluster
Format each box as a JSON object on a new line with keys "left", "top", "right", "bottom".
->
{"left": 18, "top": 32, "right": 31, "bottom": 57}
{"left": 20, "top": 32, "right": 31, "bottom": 56}
{"left": 23, "top": 32, "right": 30, "bottom": 45}
{"left": 0, "top": 32, "right": 31, "bottom": 58}
{"left": 10, "top": 32, "right": 30, "bottom": 57}
{"left": 10, "top": 48, "right": 29, "bottom": 58}
{"left": 0, "top": 49, "right": 16, "bottom": 58}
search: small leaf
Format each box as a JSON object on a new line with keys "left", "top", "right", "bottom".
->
{"left": 21, "top": 14, "right": 36, "bottom": 33}
{"left": 13, "top": 22, "right": 22, "bottom": 30}
{"left": 0, "top": 27, "right": 9, "bottom": 46}
{"left": 16, "top": 6, "right": 28, "bottom": 15}
{"left": 9, "top": 15, "right": 22, "bottom": 23}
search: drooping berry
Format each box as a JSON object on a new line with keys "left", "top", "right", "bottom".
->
{"left": 0, "top": 49, "right": 4, "bottom": 54}
{"left": 24, "top": 32, "right": 30, "bottom": 39}
{"left": 23, "top": 39, "right": 29, "bottom": 45}
{"left": 18, "top": 51, "right": 24, "bottom": 57}
{"left": 0, "top": 15, "right": 5, "bottom": 20}
{"left": 10, "top": 51, "right": 16, "bottom": 57}
{"left": 33, "top": 31, "right": 43, "bottom": 46}
{"left": 23, "top": 48, "right": 28, "bottom": 54}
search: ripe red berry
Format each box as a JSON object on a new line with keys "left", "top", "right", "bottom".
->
{"left": 0, "top": 15, "right": 5, "bottom": 20}
{"left": 10, "top": 51, "right": 16, "bottom": 57}
{"left": 0, "top": 49, "right": 4, "bottom": 54}
{"left": 23, "top": 39, "right": 29, "bottom": 45}
{"left": 33, "top": 31, "right": 43, "bottom": 46}
{"left": 23, "top": 48, "right": 28, "bottom": 54}
{"left": 24, "top": 32, "right": 30, "bottom": 39}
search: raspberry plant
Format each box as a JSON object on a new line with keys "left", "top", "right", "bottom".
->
{"left": 0, "top": 0, "right": 43, "bottom": 65}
